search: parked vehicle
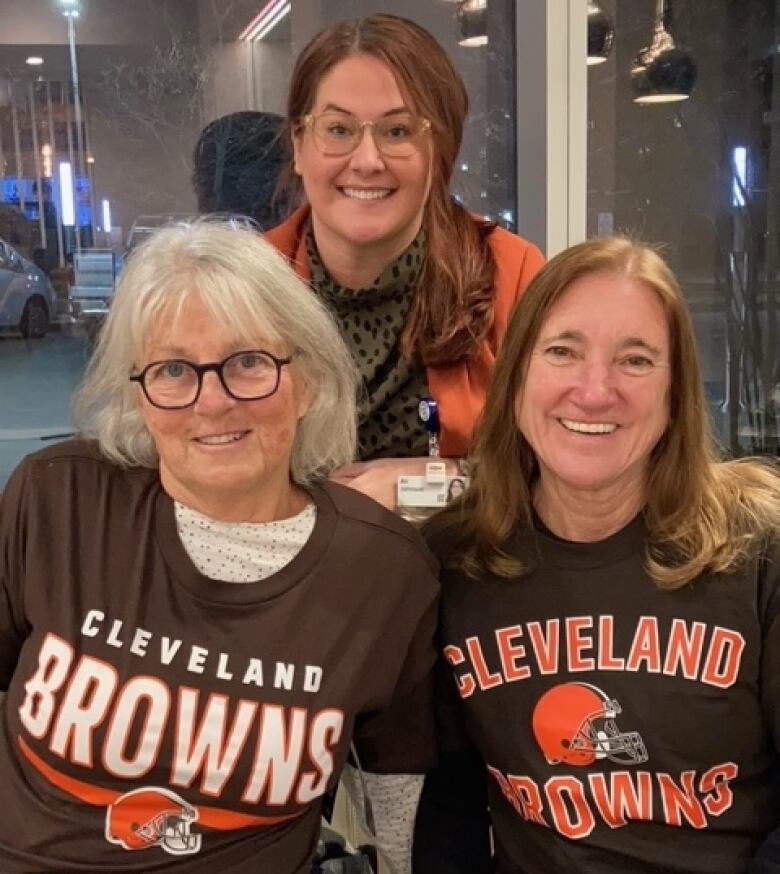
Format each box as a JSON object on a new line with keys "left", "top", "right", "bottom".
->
{"left": 68, "top": 248, "right": 117, "bottom": 327}
{"left": 0, "top": 238, "right": 56, "bottom": 338}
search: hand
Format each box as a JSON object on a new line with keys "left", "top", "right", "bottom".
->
{"left": 330, "top": 457, "right": 458, "bottom": 511}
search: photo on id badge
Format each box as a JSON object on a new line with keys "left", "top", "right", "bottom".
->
{"left": 397, "top": 472, "right": 470, "bottom": 508}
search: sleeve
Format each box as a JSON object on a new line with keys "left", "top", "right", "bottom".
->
{"left": 749, "top": 539, "right": 780, "bottom": 872}
{"left": 412, "top": 657, "right": 492, "bottom": 874}
{"left": 0, "top": 461, "right": 33, "bottom": 689}
{"left": 349, "top": 768, "right": 423, "bottom": 874}
{"left": 353, "top": 590, "right": 439, "bottom": 775}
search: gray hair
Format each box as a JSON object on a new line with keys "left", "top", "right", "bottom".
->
{"left": 72, "top": 219, "right": 358, "bottom": 483}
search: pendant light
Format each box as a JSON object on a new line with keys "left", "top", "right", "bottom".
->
{"left": 587, "top": 2, "right": 614, "bottom": 66}
{"left": 458, "top": 0, "right": 488, "bottom": 48}
{"left": 631, "top": 0, "right": 696, "bottom": 104}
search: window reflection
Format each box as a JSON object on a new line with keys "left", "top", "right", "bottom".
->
{"left": 588, "top": 0, "right": 779, "bottom": 456}
{"left": 0, "top": 0, "right": 519, "bottom": 485}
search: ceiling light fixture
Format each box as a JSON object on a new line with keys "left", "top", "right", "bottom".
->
{"left": 59, "top": 161, "right": 75, "bottom": 226}
{"left": 458, "top": 0, "right": 488, "bottom": 48}
{"left": 239, "top": 0, "right": 291, "bottom": 42}
{"left": 587, "top": 2, "right": 614, "bottom": 66}
{"left": 26, "top": 56, "right": 45, "bottom": 66}
{"left": 55, "top": 0, "right": 80, "bottom": 18}
{"left": 631, "top": 0, "right": 697, "bottom": 104}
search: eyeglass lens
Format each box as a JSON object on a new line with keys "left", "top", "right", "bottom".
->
{"left": 311, "top": 112, "right": 424, "bottom": 157}
{"left": 140, "top": 351, "right": 282, "bottom": 407}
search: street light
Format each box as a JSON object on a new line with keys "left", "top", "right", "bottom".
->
{"left": 56, "top": 0, "right": 86, "bottom": 249}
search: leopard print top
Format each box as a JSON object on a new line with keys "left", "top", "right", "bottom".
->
{"left": 304, "top": 224, "right": 430, "bottom": 461}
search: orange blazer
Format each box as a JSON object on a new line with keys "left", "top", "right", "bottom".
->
{"left": 265, "top": 207, "right": 544, "bottom": 457}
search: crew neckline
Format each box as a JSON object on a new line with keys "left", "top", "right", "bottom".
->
{"left": 529, "top": 510, "right": 647, "bottom": 570}
{"left": 155, "top": 481, "right": 337, "bottom": 605}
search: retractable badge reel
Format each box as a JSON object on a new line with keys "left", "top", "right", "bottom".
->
{"left": 396, "top": 398, "right": 467, "bottom": 522}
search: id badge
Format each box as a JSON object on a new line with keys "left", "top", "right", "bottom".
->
{"left": 397, "top": 464, "right": 470, "bottom": 508}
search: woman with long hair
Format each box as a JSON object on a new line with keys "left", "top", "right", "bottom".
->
{"left": 414, "top": 237, "right": 780, "bottom": 873}
{"left": 267, "top": 13, "right": 543, "bottom": 510}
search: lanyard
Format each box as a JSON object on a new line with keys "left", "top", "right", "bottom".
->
{"left": 418, "top": 398, "right": 440, "bottom": 458}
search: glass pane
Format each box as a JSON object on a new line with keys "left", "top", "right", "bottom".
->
{"left": 587, "top": 0, "right": 780, "bottom": 456}
{"left": 0, "top": 0, "right": 517, "bottom": 486}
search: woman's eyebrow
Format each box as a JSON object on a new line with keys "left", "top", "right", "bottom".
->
{"left": 320, "top": 102, "right": 410, "bottom": 117}
{"left": 538, "top": 330, "right": 585, "bottom": 344}
{"left": 146, "top": 345, "right": 193, "bottom": 358}
{"left": 537, "top": 331, "right": 663, "bottom": 357}
{"left": 618, "top": 337, "right": 663, "bottom": 356}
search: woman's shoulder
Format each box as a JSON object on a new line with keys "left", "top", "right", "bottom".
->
{"left": 4, "top": 438, "right": 156, "bottom": 503}
{"left": 713, "top": 457, "right": 780, "bottom": 530}
{"left": 482, "top": 222, "right": 545, "bottom": 273}
{"left": 421, "top": 511, "right": 481, "bottom": 581}
{"left": 317, "top": 480, "right": 438, "bottom": 571}
{"left": 476, "top": 221, "right": 545, "bottom": 318}
{"left": 264, "top": 205, "right": 310, "bottom": 254}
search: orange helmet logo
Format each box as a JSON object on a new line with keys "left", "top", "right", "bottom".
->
{"left": 105, "top": 787, "right": 202, "bottom": 855}
{"left": 532, "top": 682, "right": 648, "bottom": 767}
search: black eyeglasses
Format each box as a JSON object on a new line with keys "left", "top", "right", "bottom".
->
{"left": 129, "top": 350, "right": 292, "bottom": 410}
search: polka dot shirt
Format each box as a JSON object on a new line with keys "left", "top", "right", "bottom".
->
{"left": 174, "top": 501, "right": 316, "bottom": 583}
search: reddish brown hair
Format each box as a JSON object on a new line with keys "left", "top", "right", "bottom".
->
{"left": 282, "top": 13, "right": 495, "bottom": 364}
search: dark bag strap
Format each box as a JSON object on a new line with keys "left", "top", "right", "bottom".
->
{"left": 314, "top": 743, "right": 398, "bottom": 874}
{"left": 347, "top": 742, "right": 377, "bottom": 835}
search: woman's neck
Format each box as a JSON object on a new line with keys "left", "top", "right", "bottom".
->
{"left": 311, "top": 214, "right": 422, "bottom": 290}
{"left": 164, "top": 474, "right": 309, "bottom": 524}
{"left": 533, "top": 476, "right": 645, "bottom": 543}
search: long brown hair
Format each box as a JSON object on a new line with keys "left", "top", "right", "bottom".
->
{"left": 282, "top": 13, "right": 495, "bottom": 365}
{"left": 432, "top": 237, "right": 780, "bottom": 588}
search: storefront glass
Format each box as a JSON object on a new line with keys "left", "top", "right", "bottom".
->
{"left": 588, "top": 0, "right": 780, "bottom": 456}
{"left": 0, "top": 0, "right": 517, "bottom": 485}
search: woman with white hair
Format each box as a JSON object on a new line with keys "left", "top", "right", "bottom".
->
{"left": 0, "top": 220, "right": 438, "bottom": 873}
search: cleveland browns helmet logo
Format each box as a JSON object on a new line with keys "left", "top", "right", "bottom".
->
{"left": 532, "top": 682, "right": 648, "bottom": 767}
{"left": 105, "top": 787, "right": 202, "bottom": 855}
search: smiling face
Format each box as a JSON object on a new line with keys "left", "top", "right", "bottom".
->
{"left": 135, "top": 295, "right": 311, "bottom": 521}
{"left": 292, "top": 54, "right": 431, "bottom": 267}
{"left": 515, "top": 271, "right": 671, "bottom": 508}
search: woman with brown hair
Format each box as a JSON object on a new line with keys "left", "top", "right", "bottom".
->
{"left": 266, "top": 13, "right": 544, "bottom": 510}
{"left": 414, "top": 237, "right": 780, "bottom": 873}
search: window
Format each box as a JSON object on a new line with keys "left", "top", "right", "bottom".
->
{"left": 588, "top": 0, "right": 779, "bottom": 455}
{"left": 0, "top": 0, "right": 519, "bottom": 486}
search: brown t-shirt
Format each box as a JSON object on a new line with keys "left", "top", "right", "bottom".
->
{"left": 417, "top": 516, "right": 780, "bottom": 874}
{"left": 0, "top": 440, "right": 439, "bottom": 873}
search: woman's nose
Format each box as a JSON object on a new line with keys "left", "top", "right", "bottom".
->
{"left": 570, "top": 361, "right": 618, "bottom": 408}
{"left": 193, "top": 371, "right": 236, "bottom": 413}
{"left": 347, "top": 126, "right": 386, "bottom": 172}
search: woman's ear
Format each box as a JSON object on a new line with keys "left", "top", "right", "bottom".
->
{"left": 291, "top": 130, "right": 303, "bottom": 177}
{"left": 295, "top": 372, "right": 315, "bottom": 420}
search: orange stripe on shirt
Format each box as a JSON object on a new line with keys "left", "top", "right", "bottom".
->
{"left": 17, "top": 736, "right": 301, "bottom": 830}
